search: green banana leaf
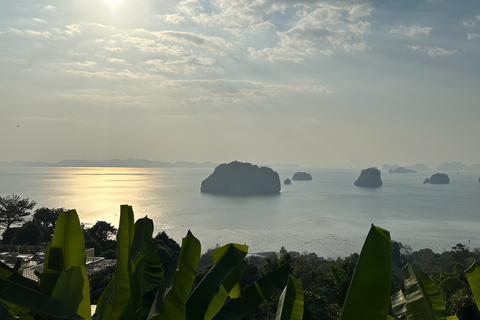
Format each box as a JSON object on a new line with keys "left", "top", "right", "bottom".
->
{"left": 211, "top": 263, "right": 293, "bottom": 320}
{"left": 275, "top": 275, "right": 304, "bottom": 320}
{"left": 391, "top": 290, "right": 407, "bottom": 320}
{"left": 0, "top": 302, "right": 15, "bottom": 320}
{"left": 40, "top": 209, "right": 91, "bottom": 320}
{"left": 340, "top": 225, "right": 392, "bottom": 320}
{"left": 203, "top": 244, "right": 249, "bottom": 320}
{"left": 95, "top": 205, "right": 140, "bottom": 320}
{"left": 186, "top": 243, "right": 248, "bottom": 320}
{"left": 131, "top": 216, "right": 164, "bottom": 296}
{"left": 51, "top": 266, "right": 87, "bottom": 317}
{"left": 148, "top": 230, "right": 201, "bottom": 320}
{"left": 0, "top": 277, "right": 85, "bottom": 320}
{"left": 402, "top": 263, "right": 451, "bottom": 320}
{"left": 465, "top": 261, "right": 480, "bottom": 311}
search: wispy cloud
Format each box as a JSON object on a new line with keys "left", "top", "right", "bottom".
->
{"left": 467, "top": 33, "right": 480, "bottom": 40}
{"left": 65, "top": 24, "right": 82, "bottom": 36}
{"left": 406, "top": 45, "right": 458, "bottom": 57}
{"left": 163, "top": 14, "right": 186, "bottom": 24}
{"left": 9, "top": 28, "right": 51, "bottom": 37}
{"left": 389, "top": 25, "right": 432, "bottom": 37}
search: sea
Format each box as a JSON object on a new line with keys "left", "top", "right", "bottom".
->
{"left": 1, "top": 166, "right": 479, "bottom": 258}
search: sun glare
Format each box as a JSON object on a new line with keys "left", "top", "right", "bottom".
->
{"left": 108, "top": 0, "right": 119, "bottom": 5}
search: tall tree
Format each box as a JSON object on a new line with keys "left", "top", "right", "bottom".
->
{"left": 0, "top": 194, "right": 37, "bottom": 232}
{"left": 32, "top": 207, "right": 65, "bottom": 243}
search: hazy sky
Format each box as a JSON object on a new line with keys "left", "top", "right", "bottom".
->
{"left": 1, "top": 0, "right": 479, "bottom": 168}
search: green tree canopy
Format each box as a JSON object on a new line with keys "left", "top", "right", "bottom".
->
{"left": 0, "top": 194, "right": 37, "bottom": 233}
{"left": 11, "top": 221, "right": 44, "bottom": 246}
{"left": 32, "top": 207, "right": 65, "bottom": 243}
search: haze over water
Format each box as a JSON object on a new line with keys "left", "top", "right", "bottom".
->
{"left": 1, "top": 166, "right": 479, "bottom": 257}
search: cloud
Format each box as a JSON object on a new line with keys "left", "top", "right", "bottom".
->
{"left": 145, "top": 56, "right": 221, "bottom": 74}
{"left": 406, "top": 45, "right": 458, "bottom": 57}
{"left": 43, "top": 5, "right": 55, "bottom": 10}
{"left": 156, "top": 79, "right": 333, "bottom": 107}
{"left": 151, "top": 31, "right": 234, "bottom": 57}
{"left": 250, "top": 20, "right": 370, "bottom": 62}
{"left": 108, "top": 57, "right": 126, "bottom": 63}
{"left": 57, "top": 89, "right": 148, "bottom": 106}
{"left": 467, "top": 33, "right": 480, "bottom": 40}
{"left": 389, "top": 25, "right": 432, "bottom": 37}
{"left": 33, "top": 18, "right": 47, "bottom": 24}
{"left": 9, "top": 28, "right": 51, "bottom": 37}
{"left": 65, "top": 24, "right": 82, "bottom": 36}
{"left": 163, "top": 14, "right": 186, "bottom": 24}
{"left": 61, "top": 68, "right": 159, "bottom": 81}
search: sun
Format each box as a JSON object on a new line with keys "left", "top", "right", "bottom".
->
{"left": 107, "top": 0, "right": 119, "bottom": 4}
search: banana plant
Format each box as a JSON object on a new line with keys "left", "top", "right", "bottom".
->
{"left": 392, "top": 263, "right": 459, "bottom": 320}
{"left": 0, "top": 204, "right": 298, "bottom": 320}
{"left": 0, "top": 209, "right": 91, "bottom": 320}
{"left": 340, "top": 224, "right": 392, "bottom": 320}
{"left": 465, "top": 261, "right": 480, "bottom": 311}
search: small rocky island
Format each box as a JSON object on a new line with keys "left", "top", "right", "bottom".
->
{"left": 200, "top": 161, "right": 280, "bottom": 196}
{"left": 389, "top": 166, "right": 417, "bottom": 173}
{"left": 423, "top": 173, "right": 450, "bottom": 184}
{"left": 284, "top": 178, "right": 291, "bottom": 185}
{"left": 292, "top": 172, "right": 312, "bottom": 181}
{"left": 354, "top": 167, "right": 382, "bottom": 188}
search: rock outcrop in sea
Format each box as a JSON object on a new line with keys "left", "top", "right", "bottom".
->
{"left": 292, "top": 172, "right": 312, "bottom": 181}
{"left": 200, "top": 161, "right": 280, "bottom": 196}
{"left": 284, "top": 178, "right": 291, "bottom": 185}
{"left": 354, "top": 168, "right": 382, "bottom": 188}
{"left": 423, "top": 173, "right": 450, "bottom": 184}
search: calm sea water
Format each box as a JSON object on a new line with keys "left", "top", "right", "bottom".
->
{"left": 1, "top": 167, "right": 480, "bottom": 257}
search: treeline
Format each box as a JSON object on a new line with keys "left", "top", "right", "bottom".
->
{"left": 2, "top": 194, "right": 480, "bottom": 319}
{"left": 0, "top": 194, "right": 180, "bottom": 271}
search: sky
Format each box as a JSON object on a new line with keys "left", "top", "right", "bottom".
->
{"left": 0, "top": 0, "right": 479, "bottom": 168}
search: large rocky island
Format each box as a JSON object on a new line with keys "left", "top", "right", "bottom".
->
{"left": 354, "top": 168, "right": 382, "bottom": 188}
{"left": 200, "top": 161, "right": 281, "bottom": 196}
{"left": 423, "top": 173, "right": 450, "bottom": 184}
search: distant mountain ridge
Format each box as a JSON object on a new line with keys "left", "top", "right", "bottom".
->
{"left": 382, "top": 162, "right": 480, "bottom": 172}
{"left": 0, "top": 159, "right": 217, "bottom": 168}
{"left": 436, "top": 161, "right": 480, "bottom": 171}
{"left": 382, "top": 163, "right": 430, "bottom": 171}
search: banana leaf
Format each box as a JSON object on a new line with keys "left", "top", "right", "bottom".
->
{"left": 204, "top": 244, "right": 249, "bottom": 320}
{"left": 51, "top": 266, "right": 87, "bottom": 317}
{"left": 0, "top": 277, "right": 85, "bottom": 320}
{"left": 148, "top": 230, "right": 201, "bottom": 320}
{"left": 40, "top": 209, "right": 91, "bottom": 320}
{"left": 94, "top": 205, "right": 140, "bottom": 320}
{"left": 131, "top": 216, "right": 164, "bottom": 296}
{"left": 465, "top": 261, "right": 480, "bottom": 311}
{"left": 0, "top": 302, "right": 15, "bottom": 320}
{"left": 186, "top": 244, "right": 248, "bottom": 320}
{"left": 275, "top": 275, "right": 304, "bottom": 320}
{"left": 402, "top": 263, "right": 450, "bottom": 320}
{"left": 340, "top": 225, "right": 392, "bottom": 320}
{"left": 212, "top": 263, "right": 293, "bottom": 320}
{"left": 391, "top": 290, "right": 407, "bottom": 320}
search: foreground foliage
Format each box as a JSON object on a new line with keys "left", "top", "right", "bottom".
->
{"left": 0, "top": 205, "right": 301, "bottom": 320}
{"left": 1, "top": 201, "right": 480, "bottom": 319}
